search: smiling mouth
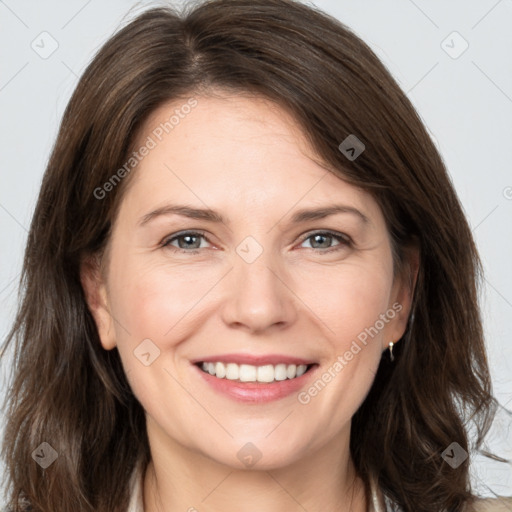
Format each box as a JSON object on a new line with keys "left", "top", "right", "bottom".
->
{"left": 196, "top": 361, "right": 316, "bottom": 383}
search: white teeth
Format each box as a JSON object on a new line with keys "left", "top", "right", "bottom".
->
{"left": 274, "top": 364, "right": 287, "bottom": 381}
{"left": 225, "top": 363, "right": 239, "bottom": 380}
{"left": 199, "top": 361, "right": 311, "bottom": 383}
{"left": 215, "top": 362, "right": 226, "bottom": 378}
{"left": 239, "top": 364, "right": 257, "bottom": 382}
{"left": 257, "top": 365, "right": 275, "bottom": 383}
{"left": 286, "top": 364, "right": 297, "bottom": 379}
{"left": 296, "top": 364, "right": 307, "bottom": 377}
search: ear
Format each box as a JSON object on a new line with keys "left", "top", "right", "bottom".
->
{"left": 385, "top": 242, "right": 420, "bottom": 348}
{"left": 80, "top": 254, "right": 117, "bottom": 350}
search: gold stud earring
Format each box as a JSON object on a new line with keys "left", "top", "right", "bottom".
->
{"left": 388, "top": 341, "right": 395, "bottom": 362}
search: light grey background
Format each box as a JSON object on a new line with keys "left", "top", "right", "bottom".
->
{"left": 1, "top": 0, "right": 511, "bottom": 501}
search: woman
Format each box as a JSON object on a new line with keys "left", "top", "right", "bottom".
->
{"left": 1, "top": 0, "right": 510, "bottom": 511}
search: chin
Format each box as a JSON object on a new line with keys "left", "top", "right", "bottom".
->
{"left": 194, "top": 433, "right": 311, "bottom": 471}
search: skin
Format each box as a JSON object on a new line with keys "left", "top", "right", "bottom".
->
{"left": 81, "top": 91, "right": 418, "bottom": 512}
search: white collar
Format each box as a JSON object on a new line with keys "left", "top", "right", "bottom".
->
{"left": 126, "top": 458, "right": 145, "bottom": 512}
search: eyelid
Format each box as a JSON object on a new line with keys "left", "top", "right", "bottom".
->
{"left": 298, "top": 229, "right": 353, "bottom": 246}
{"left": 161, "top": 229, "right": 211, "bottom": 248}
{"left": 161, "top": 229, "right": 353, "bottom": 253}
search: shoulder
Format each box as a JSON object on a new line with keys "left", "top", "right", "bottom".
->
{"left": 468, "top": 497, "right": 512, "bottom": 511}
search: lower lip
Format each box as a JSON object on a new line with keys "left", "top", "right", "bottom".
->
{"left": 193, "top": 364, "right": 318, "bottom": 403}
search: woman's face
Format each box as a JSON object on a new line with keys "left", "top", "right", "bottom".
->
{"left": 84, "top": 92, "right": 414, "bottom": 470}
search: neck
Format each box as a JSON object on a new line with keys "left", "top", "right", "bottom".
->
{"left": 142, "top": 418, "right": 368, "bottom": 512}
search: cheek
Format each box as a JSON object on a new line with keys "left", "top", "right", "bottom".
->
{"left": 294, "top": 262, "right": 393, "bottom": 424}
{"left": 108, "top": 254, "right": 222, "bottom": 347}
{"left": 294, "top": 261, "right": 392, "bottom": 404}
{"left": 294, "top": 258, "right": 394, "bottom": 348}
{"left": 109, "top": 247, "right": 394, "bottom": 349}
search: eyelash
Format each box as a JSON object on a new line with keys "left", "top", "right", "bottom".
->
{"left": 161, "top": 230, "right": 352, "bottom": 255}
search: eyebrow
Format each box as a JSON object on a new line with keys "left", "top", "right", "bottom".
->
{"left": 138, "top": 203, "right": 370, "bottom": 227}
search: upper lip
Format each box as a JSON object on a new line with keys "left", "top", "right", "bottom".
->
{"left": 191, "top": 353, "right": 316, "bottom": 366}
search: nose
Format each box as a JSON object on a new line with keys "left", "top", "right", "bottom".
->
{"left": 219, "top": 248, "right": 298, "bottom": 334}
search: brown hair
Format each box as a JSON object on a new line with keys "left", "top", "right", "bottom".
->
{"left": 0, "top": 0, "right": 501, "bottom": 510}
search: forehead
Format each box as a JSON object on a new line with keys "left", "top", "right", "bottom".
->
{"left": 135, "top": 92, "right": 315, "bottom": 168}
{"left": 117, "top": 92, "right": 384, "bottom": 228}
